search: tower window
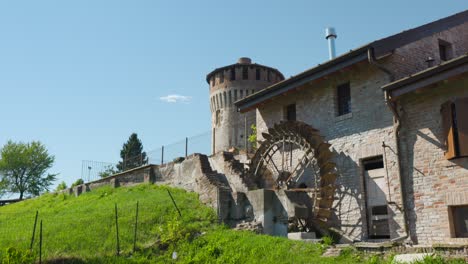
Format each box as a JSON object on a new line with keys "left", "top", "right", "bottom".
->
{"left": 220, "top": 72, "right": 224, "bottom": 83}
{"left": 215, "top": 110, "right": 221, "bottom": 126}
{"left": 212, "top": 78, "right": 216, "bottom": 86}
{"left": 242, "top": 67, "right": 248, "bottom": 80}
{"left": 230, "top": 68, "right": 236, "bottom": 81}
{"left": 284, "top": 104, "right": 296, "bottom": 121}
{"left": 439, "top": 39, "right": 453, "bottom": 61}
{"left": 337, "top": 82, "right": 351, "bottom": 116}
{"left": 256, "top": 68, "right": 261, "bottom": 80}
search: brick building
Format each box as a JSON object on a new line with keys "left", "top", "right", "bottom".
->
{"left": 235, "top": 10, "right": 468, "bottom": 244}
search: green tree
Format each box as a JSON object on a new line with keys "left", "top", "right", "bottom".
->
{"left": 99, "top": 165, "right": 117, "bottom": 178}
{"left": 0, "top": 141, "right": 57, "bottom": 200}
{"left": 248, "top": 124, "right": 257, "bottom": 151}
{"left": 116, "top": 133, "right": 147, "bottom": 172}
{"left": 56, "top": 181, "right": 68, "bottom": 192}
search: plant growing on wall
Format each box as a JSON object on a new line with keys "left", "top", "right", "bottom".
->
{"left": 99, "top": 165, "right": 117, "bottom": 178}
{"left": 248, "top": 124, "right": 257, "bottom": 151}
{"left": 71, "top": 178, "right": 84, "bottom": 188}
{"left": 56, "top": 181, "right": 68, "bottom": 192}
{"left": 116, "top": 133, "right": 147, "bottom": 172}
{"left": 0, "top": 140, "right": 57, "bottom": 200}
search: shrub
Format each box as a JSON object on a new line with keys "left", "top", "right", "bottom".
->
{"left": 55, "top": 181, "right": 67, "bottom": 192}
{"left": 1, "top": 247, "right": 35, "bottom": 264}
{"left": 71, "top": 179, "right": 84, "bottom": 188}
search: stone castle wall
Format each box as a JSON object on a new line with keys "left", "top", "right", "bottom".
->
{"left": 208, "top": 58, "right": 283, "bottom": 153}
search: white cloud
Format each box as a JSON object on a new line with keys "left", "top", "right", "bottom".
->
{"left": 159, "top": 94, "right": 192, "bottom": 103}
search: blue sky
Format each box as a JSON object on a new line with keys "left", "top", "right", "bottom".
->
{"left": 0, "top": 1, "right": 466, "bottom": 188}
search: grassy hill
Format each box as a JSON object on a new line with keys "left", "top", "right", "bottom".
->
{"left": 0, "top": 184, "right": 463, "bottom": 263}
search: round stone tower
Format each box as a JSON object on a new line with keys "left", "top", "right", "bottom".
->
{"left": 206, "top": 57, "right": 284, "bottom": 153}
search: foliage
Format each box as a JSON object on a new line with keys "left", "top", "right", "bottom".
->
{"left": 413, "top": 254, "right": 466, "bottom": 264}
{"left": 71, "top": 178, "right": 84, "bottom": 188}
{"left": 98, "top": 165, "right": 118, "bottom": 178}
{"left": 321, "top": 235, "right": 335, "bottom": 247}
{"left": 1, "top": 247, "right": 35, "bottom": 264}
{"left": 0, "top": 141, "right": 57, "bottom": 200}
{"left": 116, "top": 133, "right": 147, "bottom": 172}
{"left": 55, "top": 181, "right": 68, "bottom": 192}
{"left": 248, "top": 124, "right": 257, "bottom": 150}
{"left": 0, "top": 184, "right": 464, "bottom": 263}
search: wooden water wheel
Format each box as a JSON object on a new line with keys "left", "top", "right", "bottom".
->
{"left": 248, "top": 121, "right": 338, "bottom": 222}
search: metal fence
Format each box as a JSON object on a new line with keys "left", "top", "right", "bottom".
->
{"left": 81, "top": 131, "right": 212, "bottom": 182}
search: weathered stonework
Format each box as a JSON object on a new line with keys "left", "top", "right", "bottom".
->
{"left": 207, "top": 58, "right": 284, "bottom": 153}
{"left": 398, "top": 77, "right": 468, "bottom": 244}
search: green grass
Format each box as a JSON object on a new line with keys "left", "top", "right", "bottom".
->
{"left": 0, "top": 184, "right": 464, "bottom": 263}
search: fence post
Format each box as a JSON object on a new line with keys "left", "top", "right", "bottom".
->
{"left": 161, "top": 146, "right": 164, "bottom": 165}
{"left": 39, "top": 220, "right": 42, "bottom": 264}
{"left": 185, "top": 137, "right": 188, "bottom": 158}
{"left": 133, "top": 201, "right": 139, "bottom": 253}
{"left": 167, "top": 189, "right": 182, "bottom": 217}
{"left": 30, "top": 211, "right": 38, "bottom": 250}
{"left": 115, "top": 204, "right": 120, "bottom": 256}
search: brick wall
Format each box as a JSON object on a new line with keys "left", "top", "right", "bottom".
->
{"left": 383, "top": 22, "right": 468, "bottom": 80}
{"left": 256, "top": 63, "right": 405, "bottom": 240}
{"left": 398, "top": 76, "right": 468, "bottom": 244}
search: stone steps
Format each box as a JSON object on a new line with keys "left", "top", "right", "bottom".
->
{"left": 322, "top": 246, "right": 343, "bottom": 257}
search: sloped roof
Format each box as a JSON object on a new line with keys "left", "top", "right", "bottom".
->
{"left": 235, "top": 10, "right": 468, "bottom": 112}
{"left": 382, "top": 54, "right": 468, "bottom": 98}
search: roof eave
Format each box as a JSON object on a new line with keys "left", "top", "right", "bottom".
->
{"left": 236, "top": 49, "right": 369, "bottom": 112}
{"left": 382, "top": 55, "right": 468, "bottom": 98}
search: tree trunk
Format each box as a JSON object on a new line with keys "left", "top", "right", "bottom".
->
{"left": 19, "top": 191, "right": 23, "bottom": 200}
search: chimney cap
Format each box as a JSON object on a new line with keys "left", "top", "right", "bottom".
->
{"left": 325, "top": 27, "right": 337, "bottom": 39}
{"left": 237, "top": 57, "right": 252, "bottom": 64}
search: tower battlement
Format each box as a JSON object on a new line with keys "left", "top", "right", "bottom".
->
{"left": 206, "top": 58, "right": 284, "bottom": 153}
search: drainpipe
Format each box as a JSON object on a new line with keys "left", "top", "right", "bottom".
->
{"left": 367, "top": 48, "right": 410, "bottom": 242}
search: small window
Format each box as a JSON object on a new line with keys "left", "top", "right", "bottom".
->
{"left": 450, "top": 205, "right": 468, "bottom": 238}
{"left": 372, "top": 205, "right": 388, "bottom": 216}
{"left": 256, "top": 68, "right": 261, "bottom": 80}
{"left": 439, "top": 39, "right": 453, "bottom": 61}
{"left": 230, "top": 68, "right": 236, "bottom": 81}
{"left": 240, "top": 90, "right": 244, "bottom": 98}
{"left": 337, "top": 82, "right": 351, "bottom": 116}
{"left": 234, "top": 90, "right": 238, "bottom": 101}
{"left": 212, "top": 78, "right": 216, "bottom": 86}
{"left": 220, "top": 72, "right": 224, "bottom": 83}
{"left": 242, "top": 67, "right": 248, "bottom": 80}
{"left": 285, "top": 104, "right": 296, "bottom": 121}
{"left": 267, "top": 70, "right": 271, "bottom": 82}
{"left": 441, "top": 98, "right": 468, "bottom": 159}
{"left": 215, "top": 110, "right": 221, "bottom": 126}
{"left": 228, "top": 91, "right": 232, "bottom": 105}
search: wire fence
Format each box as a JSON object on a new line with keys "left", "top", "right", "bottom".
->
{"left": 0, "top": 195, "right": 191, "bottom": 263}
{"left": 81, "top": 131, "right": 212, "bottom": 182}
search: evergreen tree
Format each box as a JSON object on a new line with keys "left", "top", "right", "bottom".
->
{"left": 116, "top": 133, "right": 147, "bottom": 171}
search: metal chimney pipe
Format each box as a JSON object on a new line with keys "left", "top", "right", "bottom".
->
{"left": 325, "top": 27, "right": 337, "bottom": 60}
